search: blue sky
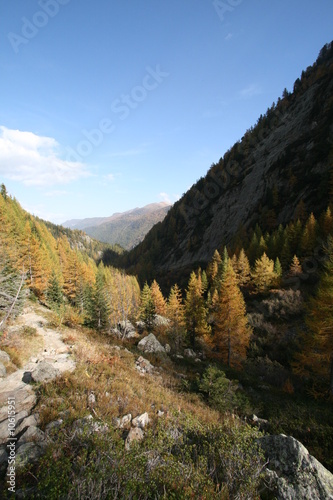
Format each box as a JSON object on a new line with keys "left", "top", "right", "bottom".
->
{"left": 0, "top": 0, "right": 332, "bottom": 224}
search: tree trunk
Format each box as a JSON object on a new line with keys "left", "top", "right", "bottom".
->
{"left": 330, "top": 354, "right": 333, "bottom": 396}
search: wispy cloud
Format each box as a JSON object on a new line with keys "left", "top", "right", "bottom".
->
{"left": 44, "top": 190, "right": 70, "bottom": 197}
{"left": 0, "top": 126, "right": 90, "bottom": 186}
{"left": 239, "top": 84, "right": 262, "bottom": 99}
{"left": 159, "top": 192, "right": 179, "bottom": 205}
{"left": 104, "top": 173, "right": 115, "bottom": 181}
{"left": 225, "top": 33, "right": 233, "bottom": 41}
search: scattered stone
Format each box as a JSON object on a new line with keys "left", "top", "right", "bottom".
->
{"left": 135, "top": 356, "right": 154, "bottom": 374}
{"left": 157, "top": 410, "right": 164, "bottom": 417}
{"left": 252, "top": 414, "right": 269, "bottom": 431}
{"left": 175, "top": 354, "right": 184, "bottom": 360}
{"left": 135, "top": 321, "right": 145, "bottom": 333}
{"left": 73, "top": 415, "right": 109, "bottom": 435}
{"left": 15, "top": 442, "right": 46, "bottom": 470}
{"left": 259, "top": 434, "right": 333, "bottom": 500}
{"left": 22, "top": 371, "right": 32, "bottom": 384}
{"left": 0, "top": 362, "right": 6, "bottom": 378}
{"left": 137, "top": 333, "right": 166, "bottom": 354}
{"left": 45, "top": 419, "right": 63, "bottom": 434}
{"left": 15, "top": 414, "right": 40, "bottom": 436}
{"left": 0, "top": 350, "right": 10, "bottom": 363}
{"left": 184, "top": 348, "right": 196, "bottom": 358}
{"left": 132, "top": 412, "right": 149, "bottom": 429}
{"left": 119, "top": 414, "right": 132, "bottom": 429}
{"left": 165, "top": 344, "right": 171, "bottom": 354}
{"left": 31, "top": 361, "right": 60, "bottom": 383}
{"left": 195, "top": 358, "right": 202, "bottom": 363}
{"left": 17, "top": 426, "right": 46, "bottom": 445}
{"left": 110, "top": 346, "right": 121, "bottom": 351}
{"left": 154, "top": 315, "right": 170, "bottom": 327}
{"left": 125, "top": 427, "right": 144, "bottom": 450}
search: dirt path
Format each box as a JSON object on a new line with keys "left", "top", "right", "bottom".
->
{"left": 0, "top": 304, "right": 76, "bottom": 481}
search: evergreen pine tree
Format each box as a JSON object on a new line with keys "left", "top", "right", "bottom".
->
{"left": 185, "top": 271, "right": 210, "bottom": 348}
{"left": 140, "top": 283, "right": 156, "bottom": 332}
{"left": 47, "top": 270, "right": 63, "bottom": 307}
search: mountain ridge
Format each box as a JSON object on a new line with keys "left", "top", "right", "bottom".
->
{"left": 63, "top": 202, "right": 171, "bottom": 250}
{"left": 116, "top": 41, "right": 333, "bottom": 285}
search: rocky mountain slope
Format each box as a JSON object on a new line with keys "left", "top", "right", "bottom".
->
{"left": 119, "top": 42, "right": 333, "bottom": 283}
{"left": 62, "top": 202, "right": 171, "bottom": 250}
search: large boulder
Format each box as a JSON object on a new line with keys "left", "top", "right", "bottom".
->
{"left": 31, "top": 361, "right": 60, "bottom": 383}
{"left": 259, "top": 434, "right": 333, "bottom": 499}
{"left": 135, "top": 356, "right": 154, "bottom": 374}
{"left": 116, "top": 321, "right": 138, "bottom": 339}
{"left": 125, "top": 427, "right": 144, "bottom": 450}
{"left": 137, "top": 334, "right": 166, "bottom": 354}
{"left": 0, "top": 350, "right": 10, "bottom": 363}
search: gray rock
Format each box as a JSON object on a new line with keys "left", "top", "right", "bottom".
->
{"left": 22, "top": 371, "right": 32, "bottom": 384}
{"left": 135, "top": 356, "right": 154, "bottom": 374}
{"left": 0, "top": 350, "right": 10, "bottom": 363}
{"left": 137, "top": 333, "right": 166, "bottom": 354}
{"left": 15, "top": 442, "right": 46, "bottom": 470}
{"left": 153, "top": 315, "right": 170, "bottom": 327}
{"left": 252, "top": 414, "right": 269, "bottom": 431}
{"left": 73, "top": 415, "right": 108, "bottom": 435}
{"left": 45, "top": 419, "right": 63, "bottom": 434}
{"left": 135, "top": 320, "right": 145, "bottom": 333}
{"left": 119, "top": 414, "right": 132, "bottom": 429}
{"left": 132, "top": 412, "right": 149, "bottom": 429}
{"left": 116, "top": 321, "right": 138, "bottom": 339}
{"left": 259, "top": 434, "right": 333, "bottom": 499}
{"left": 17, "top": 426, "right": 46, "bottom": 445}
{"left": 165, "top": 343, "right": 171, "bottom": 354}
{"left": 125, "top": 427, "right": 144, "bottom": 450}
{"left": 184, "top": 348, "right": 196, "bottom": 358}
{"left": 0, "top": 362, "right": 6, "bottom": 378}
{"left": 31, "top": 361, "right": 60, "bottom": 383}
{"left": 15, "top": 414, "right": 40, "bottom": 436}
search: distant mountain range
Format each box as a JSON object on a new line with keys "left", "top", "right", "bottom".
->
{"left": 62, "top": 202, "right": 171, "bottom": 250}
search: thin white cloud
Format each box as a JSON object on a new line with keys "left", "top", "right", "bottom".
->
{"left": 44, "top": 190, "right": 70, "bottom": 197}
{"left": 159, "top": 192, "right": 179, "bottom": 205}
{"left": 0, "top": 126, "right": 90, "bottom": 186}
{"left": 104, "top": 173, "right": 115, "bottom": 181}
{"left": 225, "top": 33, "right": 233, "bottom": 41}
{"left": 239, "top": 84, "right": 262, "bottom": 99}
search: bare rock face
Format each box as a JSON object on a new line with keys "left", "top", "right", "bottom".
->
{"left": 137, "top": 334, "right": 165, "bottom": 354}
{"left": 259, "top": 434, "right": 333, "bottom": 500}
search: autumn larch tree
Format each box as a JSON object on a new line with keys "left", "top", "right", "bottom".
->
{"left": 167, "top": 284, "right": 186, "bottom": 351}
{"left": 209, "top": 261, "right": 251, "bottom": 368}
{"left": 300, "top": 236, "right": 333, "bottom": 395}
{"left": 252, "top": 252, "right": 276, "bottom": 293}
{"left": 150, "top": 280, "right": 167, "bottom": 316}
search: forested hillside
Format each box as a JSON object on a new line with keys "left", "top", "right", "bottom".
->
{"left": 114, "top": 42, "right": 333, "bottom": 288}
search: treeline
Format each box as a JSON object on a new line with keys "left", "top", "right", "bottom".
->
{"left": 0, "top": 185, "right": 139, "bottom": 332}
{"left": 108, "top": 41, "right": 333, "bottom": 284}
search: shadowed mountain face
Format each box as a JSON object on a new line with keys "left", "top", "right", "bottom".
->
{"left": 119, "top": 42, "right": 333, "bottom": 284}
{"left": 62, "top": 202, "right": 171, "bottom": 250}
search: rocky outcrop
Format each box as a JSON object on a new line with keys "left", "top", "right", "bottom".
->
{"left": 135, "top": 356, "right": 154, "bottom": 374}
{"left": 137, "top": 334, "right": 166, "bottom": 354}
{"left": 112, "top": 321, "right": 138, "bottom": 339}
{"left": 259, "top": 434, "right": 333, "bottom": 499}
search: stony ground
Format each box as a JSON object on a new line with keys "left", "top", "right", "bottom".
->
{"left": 0, "top": 304, "right": 76, "bottom": 478}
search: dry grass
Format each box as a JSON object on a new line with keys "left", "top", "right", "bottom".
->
{"left": 0, "top": 325, "right": 44, "bottom": 368}
{"left": 35, "top": 322, "right": 221, "bottom": 432}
